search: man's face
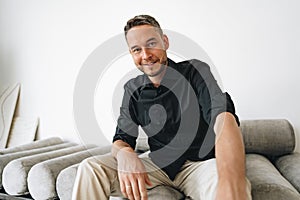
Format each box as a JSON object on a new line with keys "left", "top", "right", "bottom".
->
{"left": 126, "top": 25, "right": 169, "bottom": 77}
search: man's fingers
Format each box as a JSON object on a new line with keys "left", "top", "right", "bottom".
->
{"left": 138, "top": 176, "right": 148, "bottom": 200}
{"left": 118, "top": 172, "right": 150, "bottom": 200}
{"left": 125, "top": 182, "right": 134, "bottom": 200}
{"left": 131, "top": 179, "right": 141, "bottom": 200}
{"left": 119, "top": 177, "right": 127, "bottom": 198}
{"left": 144, "top": 174, "right": 152, "bottom": 186}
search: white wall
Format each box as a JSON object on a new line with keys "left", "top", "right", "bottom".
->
{"left": 0, "top": 0, "right": 299, "bottom": 151}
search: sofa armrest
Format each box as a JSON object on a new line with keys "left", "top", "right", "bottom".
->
{"left": 241, "top": 119, "right": 295, "bottom": 156}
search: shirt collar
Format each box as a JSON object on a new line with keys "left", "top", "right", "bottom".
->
{"left": 163, "top": 58, "right": 179, "bottom": 81}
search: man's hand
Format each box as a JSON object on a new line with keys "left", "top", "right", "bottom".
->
{"left": 115, "top": 145, "right": 152, "bottom": 200}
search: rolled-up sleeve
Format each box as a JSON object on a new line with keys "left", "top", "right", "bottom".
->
{"left": 112, "top": 82, "right": 139, "bottom": 149}
{"left": 189, "top": 59, "right": 240, "bottom": 127}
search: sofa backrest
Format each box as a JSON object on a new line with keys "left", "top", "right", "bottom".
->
{"left": 240, "top": 119, "right": 295, "bottom": 156}
{"left": 135, "top": 119, "right": 296, "bottom": 157}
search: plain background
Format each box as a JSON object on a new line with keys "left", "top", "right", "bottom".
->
{"left": 0, "top": 0, "right": 299, "bottom": 151}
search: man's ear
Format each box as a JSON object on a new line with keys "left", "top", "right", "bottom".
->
{"left": 162, "top": 34, "right": 169, "bottom": 50}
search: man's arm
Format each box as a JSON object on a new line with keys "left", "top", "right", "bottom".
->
{"left": 214, "top": 112, "right": 248, "bottom": 200}
{"left": 112, "top": 140, "right": 152, "bottom": 200}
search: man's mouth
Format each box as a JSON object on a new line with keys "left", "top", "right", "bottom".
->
{"left": 142, "top": 61, "right": 158, "bottom": 66}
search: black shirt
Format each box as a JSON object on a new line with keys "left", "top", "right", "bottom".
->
{"left": 113, "top": 58, "right": 239, "bottom": 180}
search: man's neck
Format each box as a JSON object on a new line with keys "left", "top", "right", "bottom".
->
{"left": 149, "top": 59, "right": 169, "bottom": 87}
{"left": 148, "top": 66, "right": 167, "bottom": 87}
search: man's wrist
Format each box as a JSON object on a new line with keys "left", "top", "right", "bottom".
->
{"left": 116, "top": 146, "right": 135, "bottom": 160}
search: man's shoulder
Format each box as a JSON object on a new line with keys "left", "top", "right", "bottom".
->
{"left": 123, "top": 74, "right": 146, "bottom": 90}
{"left": 176, "top": 59, "right": 209, "bottom": 69}
{"left": 171, "top": 59, "right": 211, "bottom": 76}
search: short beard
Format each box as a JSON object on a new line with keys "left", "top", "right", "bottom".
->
{"left": 147, "top": 64, "right": 166, "bottom": 77}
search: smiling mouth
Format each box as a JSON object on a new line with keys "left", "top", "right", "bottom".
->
{"left": 142, "top": 61, "right": 158, "bottom": 66}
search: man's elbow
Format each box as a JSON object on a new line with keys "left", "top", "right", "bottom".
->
{"left": 214, "top": 112, "right": 239, "bottom": 136}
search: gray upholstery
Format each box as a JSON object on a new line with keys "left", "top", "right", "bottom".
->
{"left": 240, "top": 119, "right": 295, "bottom": 156}
{"left": 2, "top": 144, "right": 89, "bottom": 195}
{"left": 27, "top": 145, "right": 111, "bottom": 200}
{"left": 56, "top": 163, "right": 79, "bottom": 200}
{"left": 246, "top": 154, "right": 300, "bottom": 200}
{"left": 0, "top": 137, "right": 63, "bottom": 155}
{"left": 275, "top": 152, "right": 300, "bottom": 193}
{"left": 0, "top": 142, "right": 75, "bottom": 189}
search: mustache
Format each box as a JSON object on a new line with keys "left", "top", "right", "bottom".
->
{"left": 142, "top": 57, "right": 167, "bottom": 65}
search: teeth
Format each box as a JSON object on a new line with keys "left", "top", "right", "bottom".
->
{"left": 143, "top": 62, "right": 156, "bottom": 65}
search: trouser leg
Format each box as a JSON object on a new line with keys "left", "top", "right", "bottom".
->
{"left": 71, "top": 153, "right": 121, "bottom": 200}
{"left": 174, "top": 158, "right": 252, "bottom": 200}
{"left": 72, "top": 152, "right": 174, "bottom": 200}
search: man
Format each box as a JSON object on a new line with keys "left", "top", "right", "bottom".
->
{"left": 72, "top": 15, "right": 251, "bottom": 200}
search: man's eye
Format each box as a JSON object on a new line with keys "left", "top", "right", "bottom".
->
{"left": 132, "top": 48, "right": 141, "bottom": 53}
{"left": 147, "top": 42, "right": 156, "bottom": 48}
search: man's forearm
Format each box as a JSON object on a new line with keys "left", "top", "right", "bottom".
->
{"left": 214, "top": 112, "right": 248, "bottom": 199}
{"left": 214, "top": 112, "right": 246, "bottom": 187}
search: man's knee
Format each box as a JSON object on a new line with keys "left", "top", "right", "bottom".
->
{"left": 72, "top": 154, "right": 118, "bottom": 199}
{"left": 78, "top": 154, "right": 117, "bottom": 175}
{"left": 79, "top": 156, "right": 94, "bottom": 168}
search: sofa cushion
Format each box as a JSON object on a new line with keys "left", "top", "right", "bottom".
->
{"left": 241, "top": 119, "right": 295, "bottom": 156}
{"left": 2, "top": 144, "right": 90, "bottom": 195}
{"left": 0, "top": 142, "right": 75, "bottom": 189}
{"left": 246, "top": 154, "right": 300, "bottom": 200}
{"left": 28, "top": 145, "right": 111, "bottom": 200}
{"left": 56, "top": 163, "right": 79, "bottom": 200}
{"left": 274, "top": 152, "right": 300, "bottom": 193}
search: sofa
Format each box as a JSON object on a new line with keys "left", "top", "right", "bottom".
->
{"left": 0, "top": 119, "right": 300, "bottom": 200}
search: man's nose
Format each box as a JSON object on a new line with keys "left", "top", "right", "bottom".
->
{"left": 141, "top": 47, "right": 152, "bottom": 60}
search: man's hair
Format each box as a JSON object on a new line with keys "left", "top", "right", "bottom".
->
{"left": 124, "top": 15, "right": 163, "bottom": 37}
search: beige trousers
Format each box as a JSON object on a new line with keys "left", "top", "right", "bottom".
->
{"left": 72, "top": 152, "right": 251, "bottom": 200}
